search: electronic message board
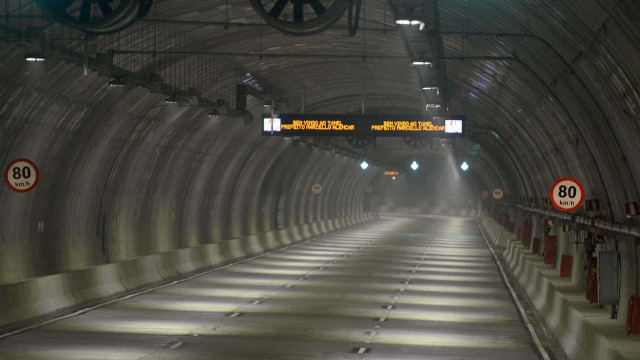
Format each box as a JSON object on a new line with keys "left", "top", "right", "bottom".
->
{"left": 262, "top": 114, "right": 465, "bottom": 137}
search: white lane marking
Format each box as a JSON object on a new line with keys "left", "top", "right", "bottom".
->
{"left": 169, "top": 342, "right": 183, "bottom": 349}
{"left": 229, "top": 312, "right": 241, "bottom": 318}
{"left": 477, "top": 218, "right": 551, "bottom": 360}
{"left": 358, "top": 348, "right": 367, "bottom": 354}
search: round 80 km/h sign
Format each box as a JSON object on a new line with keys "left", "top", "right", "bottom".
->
{"left": 492, "top": 188, "right": 504, "bottom": 201}
{"left": 311, "top": 183, "right": 323, "bottom": 195}
{"left": 4, "top": 158, "right": 39, "bottom": 193}
{"left": 550, "top": 177, "right": 585, "bottom": 212}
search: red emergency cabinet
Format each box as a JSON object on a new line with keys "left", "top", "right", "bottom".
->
{"left": 543, "top": 234, "right": 557, "bottom": 265}
{"left": 560, "top": 255, "right": 572, "bottom": 278}
{"left": 523, "top": 224, "right": 532, "bottom": 248}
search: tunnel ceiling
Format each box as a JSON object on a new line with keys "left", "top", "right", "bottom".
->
{"left": 2, "top": 0, "right": 640, "bottom": 222}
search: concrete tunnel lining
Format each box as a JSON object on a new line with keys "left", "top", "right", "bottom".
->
{"left": 1, "top": 1, "right": 640, "bottom": 359}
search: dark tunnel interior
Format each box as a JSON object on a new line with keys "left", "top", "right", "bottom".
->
{"left": 1, "top": 1, "right": 640, "bottom": 359}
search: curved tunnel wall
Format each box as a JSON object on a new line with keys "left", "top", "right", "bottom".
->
{"left": 1, "top": 2, "right": 640, "bottom": 352}
{"left": 0, "top": 44, "right": 378, "bottom": 291}
{"left": 445, "top": 2, "right": 640, "bottom": 223}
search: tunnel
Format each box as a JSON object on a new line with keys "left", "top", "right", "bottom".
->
{"left": 1, "top": 0, "right": 639, "bottom": 359}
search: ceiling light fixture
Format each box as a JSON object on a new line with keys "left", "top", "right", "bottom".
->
{"left": 412, "top": 61, "right": 432, "bottom": 66}
{"left": 422, "top": 86, "right": 440, "bottom": 95}
{"left": 396, "top": 19, "right": 424, "bottom": 29}
{"left": 360, "top": 161, "right": 369, "bottom": 170}
{"left": 164, "top": 94, "right": 180, "bottom": 104}
{"left": 460, "top": 161, "right": 469, "bottom": 171}
{"left": 410, "top": 161, "right": 419, "bottom": 171}
{"left": 108, "top": 77, "right": 126, "bottom": 87}
{"left": 24, "top": 53, "right": 45, "bottom": 62}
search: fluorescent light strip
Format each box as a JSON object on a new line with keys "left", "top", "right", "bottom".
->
{"left": 396, "top": 20, "right": 423, "bottom": 26}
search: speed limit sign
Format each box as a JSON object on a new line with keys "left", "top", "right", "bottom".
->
{"left": 550, "top": 177, "right": 585, "bottom": 212}
{"left": 492, "top": 188, "right": 504, "bottom": 200}
{"left": 4, "top": 158, "right": 39, "bottom": 193}
{"left": 311, "top": 183, "right": 323, "bottom": 195}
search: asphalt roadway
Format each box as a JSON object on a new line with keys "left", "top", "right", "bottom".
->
{"left": 0, "top": 215, "right": 545, "bottom": 359}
